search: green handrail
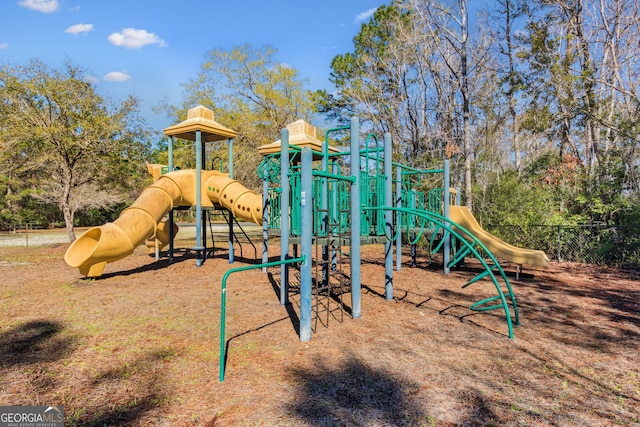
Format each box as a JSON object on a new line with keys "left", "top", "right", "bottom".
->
{"left": 312, "top": 170, "right": 356, "bottom": 183}
{"left": 368, "top": 206, "right": 519, "bottom": 339}
{"left": 219, "top": 255, "right": 305, "bottom": 382}
{"left": 407, "top": 214, "right": 429, "bottom": 245}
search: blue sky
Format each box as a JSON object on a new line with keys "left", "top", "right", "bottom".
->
{"left": 0, "top": 0, "right": 385, "bottom": 130}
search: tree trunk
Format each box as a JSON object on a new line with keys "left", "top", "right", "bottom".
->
{"left": 505, "top": 0, "right": 521, "bottom": 173}
{"left": 63, "top": 205, "right": 76, "bottom": 242}
{"left": 62, "top": 169, "right": 76, "bottom": 242}
{"left": 461, "top": 0, "right": 472, "bottom": 211}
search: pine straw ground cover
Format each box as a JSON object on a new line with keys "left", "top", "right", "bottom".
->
{"left": 0, "top": 240, "right": 638, "bottom": 426}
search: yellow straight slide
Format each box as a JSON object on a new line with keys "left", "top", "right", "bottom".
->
{"left": 449, "top": 205, "right": 550, "bottom": 267}
{"left": 64, "top": 169, "right": 263, "bottom": 277}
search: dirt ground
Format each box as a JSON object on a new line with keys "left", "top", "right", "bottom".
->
{"left": 0, "top": 233, "right": 639, "bottom": 426}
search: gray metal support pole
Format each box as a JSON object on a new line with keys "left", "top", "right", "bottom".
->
{"left": 262, "top": 171, "right": 269, "bottom": 272}
{"left": 195, "top": 130, "right": 204, "bottom": 267}
{"left": 350, "top": 117, "right": 361, "bottom": 318}
{"left": 202, "top": 134, "right": 209, "bottom": 262}
{"left": 168, "top": 136, "right": 174, "bottom": 171}
{"left": 280, "top": 128, "right": 290, "bottom": 305}
{"left": 443, "top": 159, "right": 451, "bottom": 274}
{"left": 228, "top": 139, "right": 234, "bottom": 179}
{"left": 395, "top": 165, "right": 402, "bottom": 271}
{"left": 299, "top": 147, "right": 313, "bottom": 341}
{"left": 228, "top": 138, "right": 234, "bottom": 264}
{"left": 384, "top": 133, "right": 393, "bottom": 300}
{"left": 168, "top": 136, "right": 174, "bottom": 261}
{"left": 228, "top": 210, "right": 234, "bottom": 264}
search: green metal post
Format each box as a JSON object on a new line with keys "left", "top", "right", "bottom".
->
{"left": 350, "top": 117, "right": 361, "bottom": 318}
{"left": 331, "top": 163, "right": 338, "bottom": 271}
{"left": 262, "top": 170, "right": 269, "bottom": 271}
{"left": 395, "top": 165, "right": 402, "bottom": 271}
{"left": 384, "top": 133, "right": 393, "bottom": 300}
{"left": 443, "top": 159, "right": 450, "bottom": 274}
{"left": 321, "top": 141, "right": 329, "bottom": 291}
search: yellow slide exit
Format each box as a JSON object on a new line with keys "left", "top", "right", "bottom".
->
{"left": 449, "top": 205, "right": 550, "bottom": 267}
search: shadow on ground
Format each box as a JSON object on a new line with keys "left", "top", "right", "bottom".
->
{"left": 73, "top": 350, "right": 174, "bottom": 426}
{"left": 284, "top": 355, "right": 426, "bottom": 426}
{"left": 0, "top": 320, "right": 77, "bottom": 367}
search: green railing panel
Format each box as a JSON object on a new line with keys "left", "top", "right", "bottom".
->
{"left": 338, "top": 180, "right": 351, "bottom": 234}
{"left": 360, "top": 171, "right": 371, "bottom": 237}
{"left": 290, "top": 169, "right": 301, "bottom": 236}
{"left": 374, "top": 174, "right": 386, "bottom": 236}
{"left": 268, "top": 188, "right": 281, "bottom": 230}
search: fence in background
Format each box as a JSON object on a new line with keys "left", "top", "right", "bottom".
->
{"left": 490, "top": 224, "right": 640, "bottom": 268}
{"left": 0, "top": 223, "right": 46, "bottom": 233}
{"left": 3, "top": 221, "right": 640, "bottom": 269}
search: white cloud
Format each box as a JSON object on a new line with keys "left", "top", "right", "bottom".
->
{"left": 107, "top": 28, "right": 167, "bottom": 49}
{"left": 0, "top": 43, "right": 8, "bottom": 50}
{"left": 18, "top": 0, "right": 59, "bottom": 13}
{"left": 104, "top": 71, "right": 131, "bottom": 82}
{"left": 354, "top": 7, "right": 377, "bottom": 23}
{"left": 84, "top": 75, "right": 99, "bottom": 84}
{"left": 65, "top": 23, "right": 93, "bottom": 35}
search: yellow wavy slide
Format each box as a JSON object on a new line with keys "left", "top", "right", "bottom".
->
{"left": 64, "top": 167, "right": 263, "bottom": 277}
{"left": 449, "top": 205, "right": 550, "bottom": 267}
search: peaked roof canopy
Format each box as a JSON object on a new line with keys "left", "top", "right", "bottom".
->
{"left": 257, "top": 119, "right": 339, "bottom": 156}
{"left": 163, "top": 105, "right": 237, "bottom": 142}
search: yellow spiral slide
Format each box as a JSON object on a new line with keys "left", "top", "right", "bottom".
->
{"left": 64, "top": 168, "right": 263, "bottom": 277}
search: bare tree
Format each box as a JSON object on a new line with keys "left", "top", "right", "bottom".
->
{"left": 487, "top": 0, "right": 528, "bottom": 173}
{"left": 408, "top": 0, "right": 475, "bottom": 209}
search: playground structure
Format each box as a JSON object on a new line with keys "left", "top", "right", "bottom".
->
{"left": 63, "top": 168, "right": 263, "bottom": 276}
{"left": 64, "top": 106, "right": 551, "bottom": 378}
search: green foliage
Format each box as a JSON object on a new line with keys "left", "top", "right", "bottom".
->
{"left": 475, "top": 169, "right": 555, "bottom": 227}
{"left": 0, "top": 188, "right": 62, "bottom": 228}
{"left": 611, "top": 198, "right": 640, "bottom": 267}
{"left": 0, "top": 59, "right": 152, "bottom": 238}
{"left": 75, "top": 202, "right": 128, "bottom": 227}
{"left": 618, "top": 197, "right": 640, "bottom": 226}
{"left": 476, "top": 147, "right": 634, "bottom": 226}
{"left": 472, "top": 144, "right": 640, "bottom": 264}
{"left": 175, "top": 44, "right": 314, "bottom": 190}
